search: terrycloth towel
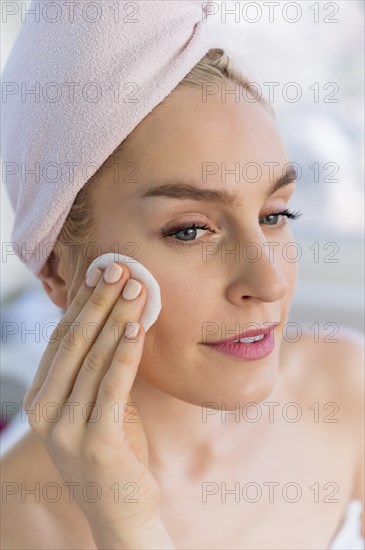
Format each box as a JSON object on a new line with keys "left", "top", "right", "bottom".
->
{"left": 329, "top": 500, "right": 365, "bottom": 550}
{"left": 86, "top": 253, "right": 162, "bottom": 333}
{"left": 2, "top": 0, "right": 217, "bottom": 278}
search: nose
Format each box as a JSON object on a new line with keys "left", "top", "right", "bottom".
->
{"left": 225, "top": 234, "right": 289, "bottom": 304}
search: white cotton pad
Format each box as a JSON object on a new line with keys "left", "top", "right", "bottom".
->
{"left": 85, "top": 253, "right": 161, "bottom": 333}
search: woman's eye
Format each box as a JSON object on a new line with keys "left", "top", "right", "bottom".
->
{"left": 260, "top": 209, "right": 302, "bottom": 226}
{"left": 260, "top": 213, "right": 282, "bottom": 225}
{"left": 160, "top": 209, "right": 302, "bottom": 247}
{"left": 161, "top": 223, "right": 215, "bottom": 245}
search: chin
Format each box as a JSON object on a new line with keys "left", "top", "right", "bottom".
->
{"left": 197, "top": 370, "right": 279, "bottom": 411}
{"left": 149, "top": 357, "right": 279, "bottom": 412}
{"left": 138, "top": 341, "right": 281, "bottom": 410}
{"left": 195, "top": 351, "right": 280, "bottom": 407}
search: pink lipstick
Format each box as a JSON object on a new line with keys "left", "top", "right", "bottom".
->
{"left": 201, "top": 323, "right": 277, "bottom": 361}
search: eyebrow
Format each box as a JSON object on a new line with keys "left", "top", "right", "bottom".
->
{"left": 138, "top": 165, "right": 297, "bottom": 208}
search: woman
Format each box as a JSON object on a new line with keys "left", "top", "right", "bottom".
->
{"left": 1, "top": 10, "right": 364, "bottom": 550}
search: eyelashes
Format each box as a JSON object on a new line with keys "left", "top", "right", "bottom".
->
{"left": 260, "top": 208, "right": 302, "bottom": 225}
{"left": 161, "top": 222, "right": 215, "bottom": 246}
{"left": 160, "top": 209, "right": 302, "bottom": 247}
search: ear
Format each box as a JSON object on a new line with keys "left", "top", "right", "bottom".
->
{"left": 39, "top": 249, "right": 68, "bottom": 309}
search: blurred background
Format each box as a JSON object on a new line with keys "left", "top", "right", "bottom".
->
{"left": 1, "top": 0, "right": 364, "bottom": 455}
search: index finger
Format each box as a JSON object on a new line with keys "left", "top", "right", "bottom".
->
{"left": 23, "top": 265, "right": 107, "bottom": 407}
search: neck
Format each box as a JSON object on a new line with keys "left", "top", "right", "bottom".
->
{"left": 129, "top": 376, "right": 282, "bottom": 481}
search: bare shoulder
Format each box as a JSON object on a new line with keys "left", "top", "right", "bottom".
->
{"left": 319, "top": 327, "right": 365, "bottom": 537}
{"left": 281, "top": 326, "right": 364, "bottom": 410}
{"left": 0, "top": 430, "right": 95, "bottom": 549}
{"left": 281, "top": 326, "right": 364, "bottom": 534}
{"left": 1, "top": 431, "right": 50, "bottom": 549}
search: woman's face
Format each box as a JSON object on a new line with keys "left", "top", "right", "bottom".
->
{"left": 65, "top": 86, "right": 298, "bottom": 409}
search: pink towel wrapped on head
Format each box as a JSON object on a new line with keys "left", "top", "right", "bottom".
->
{"left": 2, "top": 0, "right": 218, "bottom": 278}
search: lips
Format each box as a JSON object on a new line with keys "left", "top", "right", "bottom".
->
{"left": 200, "top": 323, "right": 279, "bottom": 361}
{"left": 203, "top": 322, "right": 279, "bottom": 345}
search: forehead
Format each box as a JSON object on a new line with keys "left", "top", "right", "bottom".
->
{"left": 92, "top": 87, "right": 291, "bottom": 213}
{"left": 120, "top": 87, "right": 289, "bottom": 177}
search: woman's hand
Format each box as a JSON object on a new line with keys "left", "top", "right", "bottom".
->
{"left": 23, "top": 261, "right": 173, "bottom": 548}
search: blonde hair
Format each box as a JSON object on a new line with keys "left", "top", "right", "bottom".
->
{"left": 57, "top": 48, "right": 271, "bottom": 251}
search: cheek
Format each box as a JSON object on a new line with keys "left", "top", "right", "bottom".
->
{"left": 157, "top": 273, "right": 208, "bottom": 340}
{"left": 137, "top": 272, "right": 205, "bottom": 384}
{"left": 279, "top": 250, "right": 298, "bottom": 303}
{"left": 275, "top": 226, "right": 299, "bottom": 289}
{"left": 140, "top": 258, "right": 213, "bottom": 362}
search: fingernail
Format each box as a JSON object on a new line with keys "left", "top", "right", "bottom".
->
{"left": 124, "top": 322, "right": 140, "bottom": 339}
{"left": 104, "top": 262, "right": 123, "bottom": 284}
{"left": 122, "top": 279, "right": 142, "bottom": 300}
{"left": 86, "top": 267, "right": 102, "bottom": 287}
